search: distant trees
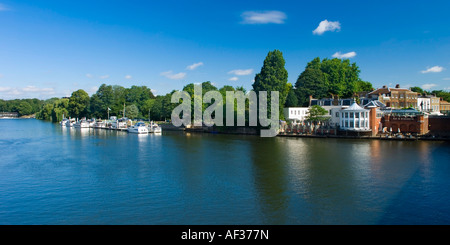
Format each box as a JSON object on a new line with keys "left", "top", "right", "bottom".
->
{"left": 35, "top": 98, "right": 69, "bottom": 122}
{"left": 0, "top": 98, "right": 43, "bottom": 116}
{"left": 410, "top": 86, "right": 424, "bottom": 94}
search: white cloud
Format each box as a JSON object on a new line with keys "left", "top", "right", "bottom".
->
{"left": 86, "top": 73, "right": 93, "bottom": 78}
{"left": 228, "top": 69, "right": 253, "bottom": 76}
{"left": 125, "top": 75, "right": 132, "bottom": 79}
{"left": 7, "top": 89, "right": 22, "bottom": 95}
{"left": 186, "top": 62, "right": 204, "bottom": 70}
{"left": 421, "top": 66, "right": 444, "bottom": 73}
{"left": 100, "top": 75, "right": 110, "bottom": 79}
{"left": 241, "top": 11, "right": 287, "bottom": 24}
{"left": 0, "top": 86, "right": 11, "bottom": 92}
{"left": 151, "top": 89, "right": 157, "bottom": 95}
{"left": 313, "top": 20, "right": 341, "bottom": 35}
{"left": 160, "top": 70, "right": 186, "bottom": 80}
{"left": 22, "top": 86, "right": 54, "bottom": 94}
{"left": 421, "top": 83, "right": 438, "bottom": 90}
{"left": 332, "top": 51, "right": 356, "bottom": 59}
{"left": 229, "top": 77, "right": 239, "bottom": 81}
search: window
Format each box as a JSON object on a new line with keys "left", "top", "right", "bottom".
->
{"left": 350, "top": 121, "right": 354, "bottom": 128}
{"left": 355, "top": 112, "right": 359, "bottom": 118}
{"left": 350, "top": 112, "right": 354, "bottom": 118}
{"left": 336, "top": 112, "right": 340, "bottom": 117}
{"left": 345, "top": 121, "right": 348, "bottom": 127}
{"left": 345, "top": 112, "right": 348, "bottom": 118}
{"left": 366, "top": 121, "right": 369, "bottom": 127}
{"left": 356, "top": 121, "right": 359, "bottom": 128}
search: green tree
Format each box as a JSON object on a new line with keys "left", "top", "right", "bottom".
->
{"left": 305, "top": 105, "right": 329, "bottom": 126}
{"left": 125, "top": 104, "right": 139, "bottom": 119}
{"left": 303, "top": 57, "right": 369, "bottom": 98}
{"left": 15, "top": 101, "right": 33, "bottom": 116}
{"left": 69, "top": 89, "right": 90, "bottom": 118}
{"left": 295, "top": 68, "right": 328, "bottom": 106}
{"left": 36, "top": 103, "right": 54, "bottom": 121}
{"left": 252, "top": 49, "right": 289, "bottom": 119}
{"left": 410, "top": 86, "right": 424, "bottom": 95}
{"left": 284, "top": 87, "right": 298, "bottom": 107}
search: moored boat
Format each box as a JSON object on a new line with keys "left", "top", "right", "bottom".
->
{"left": 148, "top": 121, "right": 162, "bottom": 133}
{"left": 73, "top": 119, "right": 90, "bottom": 128}
{"left": 127, "top": 122, "right": 149, "bottom": 134}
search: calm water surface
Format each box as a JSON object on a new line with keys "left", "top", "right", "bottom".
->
{"left": 1, "top": 119, "right": 449, "bottom": 224}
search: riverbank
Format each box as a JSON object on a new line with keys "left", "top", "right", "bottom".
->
{"left": 277, "top": 133, "right": 450, "bottom": 141}
{"left": 180, "top": 125, "right": 450, "bottom": 141}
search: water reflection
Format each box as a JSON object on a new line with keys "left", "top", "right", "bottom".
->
{"left": 248, "top": 137, "right": 290, "bottom": 224}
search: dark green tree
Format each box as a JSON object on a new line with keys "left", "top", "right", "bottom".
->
{"left": 303, "top": 57, "right": 369, "bottom": 98}
{"left": 410, "top": 86, "right": 424, "bottom": 95}
{"left": 284, "top": 87, "right": 299, "bottom": 107}
{"left": 295, "top": 68, "right": 328, "bottom": 106}
{"left": 69, "top": 89, "right": 90, "bottom": 118}
{"left": 252, "top": 49, "right": 289, "bottom": 120}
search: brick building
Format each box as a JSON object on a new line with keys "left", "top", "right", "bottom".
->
{"left": 368, "top": 84, "right": 418, "bottom": 109}
{"left": 381, "top": 109, "right": 428, "bottom": 135}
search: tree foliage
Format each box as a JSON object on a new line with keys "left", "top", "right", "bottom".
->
{"left": 295, "top": 57, "right": 372, "bottom": 103}
{"left": 252, "top": 49, "right": 289, "bottom": 119}
{"left": 305, "top": 105, "right": 329, "bottom": 125}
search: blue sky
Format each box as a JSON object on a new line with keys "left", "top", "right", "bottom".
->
{"left": 0, "top": 0, "right": 449, "bottom": 100}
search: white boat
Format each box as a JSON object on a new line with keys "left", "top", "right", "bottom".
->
{"left": 112, "top": 118, "right": 128, "bottom": 129}
{"left": 127, "top": 122, "right": 149, "bottom": 134}
{"left": 148, "top": 121, "right": 162, "bottom": 133}
{"left": 60, "top": 118, "right": 69, "bottom": 127}
{"left": 94, "top": 120, "right": 106, "bottom": 128}
{"left": 66, "top": 118, "right": 76, "bottom": 127}
{"left": 87, "top": 118, "right": 96, "bottom": 128}
{"left": 73, "top": 119, "right": 90, "bottom": 128}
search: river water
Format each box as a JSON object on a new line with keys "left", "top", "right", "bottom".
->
{"left": 0, "top": 119, "right": 449, "bottom": 225}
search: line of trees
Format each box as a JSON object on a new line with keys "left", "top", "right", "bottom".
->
{"left": 0, "top": 98, "right": 44, "bottom": 116}
{"left": 33, "top": 49, "right": 375, "bottom": 124}
{"left": 31, "top": 49, "right": 450, "bottom": 125}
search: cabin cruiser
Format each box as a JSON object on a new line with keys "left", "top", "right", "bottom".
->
{"left": 94, "top": 119, "right": 106, "bottom": 128}
{"left": 127, "top": 122, "right": 149, "bottom": 134}
{"left": 73, "top": 119, "right": 90, "bottom": 128}
{"left": 65, "top": 118, "right": 76, "bottom": 127}
{"left": 87, "top": 118, "right": 96, "bottom": 128}
{"left": 111, "top": 118, "right": 128, "bottom": 129}
{"left": 148, "top": 121, "right": 162, "bottom": 133}
{"left": 60, "top": 118, "right": 69, "bottom": 127}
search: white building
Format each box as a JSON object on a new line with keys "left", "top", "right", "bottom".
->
{"left": 340, "top": 101, "right": 370, "bottom": 131}
{"left": 283, "top": 107, "right": 309, "bottom": 124}
{"left": 417, "top": 96, "right": 431, "bottom": 112}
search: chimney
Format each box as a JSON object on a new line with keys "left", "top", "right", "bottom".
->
{"left": 382, "top": 85, "right": 387, "bottom": 88}
{"left": 395, "top": 84, "right": 400, "bottom": 88}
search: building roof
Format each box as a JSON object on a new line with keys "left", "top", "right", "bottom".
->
{"left": 364, "top": 100, "right": 386, "bottom": 108}
{"left": 342, "top": 101, "right": 368, "bottom": 111}
{"left": 368, "top": 87, "right": 416, "bottom": 95}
